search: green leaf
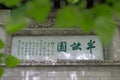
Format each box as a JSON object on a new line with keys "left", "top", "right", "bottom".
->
{"left": 11, "top": 6, "right": 27, "bottom": 20}
{"left": 114, "top": 2, "right": 120, "bottom": 18}
{"left": 4, "top": 6, "right": 29, "bottom": 35}
{"left": 94, "top": 17, "right": 116, "bottom": 45}
{"left": 0, "top": 67, "right": 4, "bottom": 77}
{"left": 2, "top": 0, "right": 21, "bottom": 7}
{"left": 78, "top": 9, "right": 95, "bottom": 33}
{"left": 0, "top": 40, "right": 5, "bottom": 49}
{"left": 93, "top": 4, "right": 112, "bottom": 18}
{"left": 0, "top": 0, "right": 4, "bottom": 3}
{"left": 56, "top": 6, "right": 80, "bottom": 28}
{"left": 0, "top": 53, "right": 4, "bottom": 58}
{"left": 5, "top": 55, "right": 20, "bottom": 67}
{"left": 26, "top": 0, "right": 51, "bottom": 22}
{"left": 5, "top": 18, "right": 29, "bottom": 35}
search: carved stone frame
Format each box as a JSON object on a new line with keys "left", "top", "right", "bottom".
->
{"left": 5, "top": 29, "right": 120, "bottom": 66}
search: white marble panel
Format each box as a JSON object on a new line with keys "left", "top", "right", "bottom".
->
{"left": 11, "top": 36, "right": 103, "bottom": 60}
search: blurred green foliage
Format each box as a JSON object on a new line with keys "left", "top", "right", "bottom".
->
{"left": 5, "top": 55, "right": 20, "bottom": 67}
{"left": 56, "top": 6, "right": 80, "bottom": 28}
{"left": 0, "top": 0, "right": 21, "bottom": 7}
{"left": 5, "top": 16, "right": 29, "bottom": 34}
{"left": 0, "top": 67, "right": 3, "bottom": 77}
{"left": 94, "top": 17, "right": 116, "bottom": 45}
{"left": 0, "top": 40, "right": 4, "bottom": 49}
{"left": 26, "top": 0, "right": 51, "bottom": 22}
{"left": 0, "top": 0, "right": 120, "bottom": 77}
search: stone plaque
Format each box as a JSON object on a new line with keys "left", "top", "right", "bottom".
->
{"left": 11, "top": 36, "right": 103, "bottom": 60}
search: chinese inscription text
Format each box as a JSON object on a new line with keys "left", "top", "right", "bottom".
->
{"left": 57, "top": 42, "right": 67, "bottom": 52}
{"left": 86, "top": 40, "right": 96, "bottom": 54}
{"left": 71, "top": 42, "right": 82, "bottom": 51}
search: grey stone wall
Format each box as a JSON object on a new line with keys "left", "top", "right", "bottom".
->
{"left": 1, "top": 66, "right": 120, "bottom": 80}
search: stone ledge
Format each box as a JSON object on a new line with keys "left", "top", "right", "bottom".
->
{"left": 17, "top": 60, "right": 120, "bottom": 66}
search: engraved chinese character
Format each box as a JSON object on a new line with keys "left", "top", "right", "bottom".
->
{"left": 87, "top": 40, "right": 96, "bottom": 54}
{"left": 71, "top": 42, "right": 82, "bottom": 51}
{"left": 57, "top": 42, "right": 67, "bottom": 52}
